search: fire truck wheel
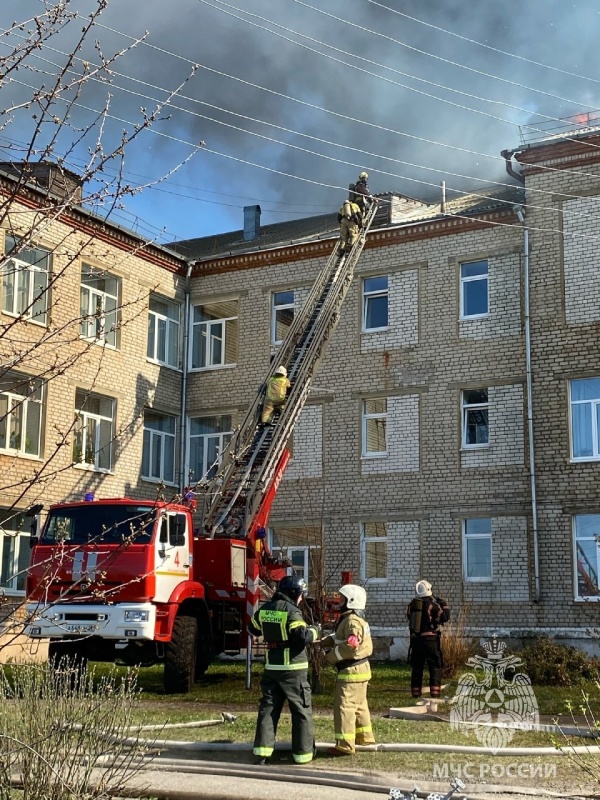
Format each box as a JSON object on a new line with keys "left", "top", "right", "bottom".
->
{"left": 164, "top": 614, "right": 198, "bottom": 694}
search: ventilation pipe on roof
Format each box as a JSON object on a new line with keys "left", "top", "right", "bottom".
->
{"left": 243, "top": 204, "right": 261, "bottom": 241}
{"left": 514, "top": 204, "right": 540, "bottom": 603}
{"left": 440, "top": 180, "right": 446, "bottom": 214}
{"left": 501, "top": 149, "right": 525, "bottom": 184}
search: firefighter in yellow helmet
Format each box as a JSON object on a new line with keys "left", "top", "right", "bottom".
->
{"left": 321, "top": 584, "right": 376, "bottom": 756}
{"left": 261, "top": 365, "right": 291, "bottom": 424}
{"left": 337, "top": 199, "right": 363, "bottom": 258}
{"left": 350, "top": 171, "right": 372, "bottom": 213}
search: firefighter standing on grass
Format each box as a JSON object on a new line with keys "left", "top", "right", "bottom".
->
{"left": 249, "top": 575, "right": 320, "bottom": 766}
{"left": 321, "top": 584, "right": 376, "bottom": 756}
{"left": 407, "top": 580, "right": 450, "bottom": 700}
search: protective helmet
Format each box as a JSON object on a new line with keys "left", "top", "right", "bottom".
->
{"left": 416, "top": 580, "right": 433, "bottom": 598}
{"left": 278, "top": 574, "right": 308, "bottom": 603}
{"left": 274, "top": 365, "right": 287, "bottom": 377}
{"left": 338, "top": 584, "right": 367, "bottom": 611}
{"left": 359, "top": 171, "right": 368, "bottom": 181}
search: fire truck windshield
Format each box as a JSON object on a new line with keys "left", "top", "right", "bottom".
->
{"left": 41, "top": 505, "right": 157, "bottom": 545}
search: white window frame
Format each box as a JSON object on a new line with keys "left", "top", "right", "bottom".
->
{"left": 461, "top": 389, "right": 489, "bottom": 449}
{"left": 460, "top": 260, "right": 489, "bottom": 320}
{"left": 573, "top": 514, "right": 600, "bottom": 601}
{"left": 80, "top": 265, "right": 120, "bottom": 348}
{"left": 187, "top": 415, "right": 233, "bottom": 483}
{"left": 463, "top": 519, "right": 493, "bottom": 582}
{"left": 147, "top": 295, "right": 180, "bottom": 369}
{"left": 142, "top": 411, "right": 177, "bottom": 485}
{"left": 360, "top": 521, "right": 387, "bottom": 583}
{"left": 2, "top": 237, "right": 50, "bottom": 326}
{"left": 191, "top": 301, "right": 238, "bottom": 370}
{"left": 271, "top": 290, "right": 295, "bottom": 345}
{"left": 570, "top": 378, "right": 600, "bottom": 461}
{"left": 362, "top": 275, "right": 389, "bottom": 332}
{"left": 0, "top": 374, "right": 43, "bottom": 457}
{"left": 73, "top": 390, "right": 115, "bottom": 472}
{"left": 362, "top": 398, "right": 387, "bottom": 458}
{"left": 0, "top": 512, "right": 30, "bottom": 596}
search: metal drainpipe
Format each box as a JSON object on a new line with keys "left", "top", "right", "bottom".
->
{"left": 514, "top": 205, "right": 541, "bottom": 602}
{"left": 179, "top": 262, "right": 194, "bottom": 492}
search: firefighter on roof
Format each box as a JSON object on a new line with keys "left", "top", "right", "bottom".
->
{"left": 249, "top": 575, "right": 320, "bottom": 765}
{"left": 321, "top": 583, "right": 376, "bottom": 756}
{"left": 350, "top": 170, "right": 372, "bottom": 213}
{"left": 407, "top": 579, "right": 450, "bottom": 699}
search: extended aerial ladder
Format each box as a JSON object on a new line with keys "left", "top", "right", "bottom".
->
{"left": 196, "top": 202, "right": 377, "bottom": 678}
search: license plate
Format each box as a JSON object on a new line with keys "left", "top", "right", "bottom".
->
{"left": 64, "top": 624, "right": 96, "bottom": 633}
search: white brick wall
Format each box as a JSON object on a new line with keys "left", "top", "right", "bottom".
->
{"left": 361, "top": 269, "right": 419, "bottom": 352}
{"left": 463, "top": 516, "right": 529, "bottom": 602}
{"left": 461, "top": 384, "right": 525, "bottom": 468}
{"left": 364, "top": 520, "right": 420, "bottom": 603}
{"left": 563, "top": 194, "right": 600, "bottom": 324}
{"left": 284, "top": 404, "right": 323, "bottom": 480}
{"left": 362, "top": 394, "right": 419, "bottom": 475}
{"left": 459, "top": 253, "right": 521, "bottom": 340}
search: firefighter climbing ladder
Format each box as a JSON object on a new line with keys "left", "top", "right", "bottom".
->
{"left": 198, "top": 201, "right": 378, "bottom": 548}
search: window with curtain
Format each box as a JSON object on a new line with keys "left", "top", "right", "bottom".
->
{"left": 573, "top": 514, "right": 600, "bottom": 599}
{"left": 361, "top": 521, "right": 387, "bottom": 581}
{"left": 0, "top": 371, "right": 44, "bottom": 457}
{"left": 570, "top": 378, "right": 600, "bottom": 460}
{"left": 362, "top": 398, "right": 387, "bottom": 456}
{"left": 2, "top": 235, "right": 51, "bottom": 325}
{"left": 142, "top": 410, "right": 176, "bottom": 484}
{"left": 147, "top": 294, "right": 180, "bottom": 368}
{"left": 191, "top": 299, "right": 238, "bottom": 369}
{"left": 187, "top": 415, "right": 232, "bottom": 482}
{"left": 463, "top": 518, "right": 492, "bottom": 581}
{"left": 80, "top": 264, "right": 120, "bottom": 348}
{"left": 460, "top": 260, "right": 488, "bottom": 319}
{"left": 73, "top": 389, "right": 115, "bottom": 471}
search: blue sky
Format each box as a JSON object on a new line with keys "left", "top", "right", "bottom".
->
{"left": 2, "top": 0, "right": 600, "bottom": 245}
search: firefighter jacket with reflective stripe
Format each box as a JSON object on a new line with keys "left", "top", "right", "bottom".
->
{"left": 265, "top": 375, "right": 291, "bottom": 403}
{"left": 248, "top": 592, "right": 319, "bottom": 671}
{"left": 322, "top": 610, "right": 373, "bottom": 681}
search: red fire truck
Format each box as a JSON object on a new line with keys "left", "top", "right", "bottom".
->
{"left": 25, "top": 205, "right": 377, "bottom": 693}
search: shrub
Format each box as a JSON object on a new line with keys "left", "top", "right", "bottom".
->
{"left": 519, "top": 636, "right": 600, "bottom": 686}
{"left": 440, "top": 604, "right": 479, "bottom": 679}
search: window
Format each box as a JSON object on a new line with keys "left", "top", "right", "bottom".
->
{"left": 0, "top": 510, "right": 31, "bottom": 594}
{"left": 73, "top": 389, "right": 115, "bottom": 471}
{"left": 460, "top": 259, "right": 488, "bottom": 319}
{"left": 462, "top": 389, "right": 489, "bottom": 448}
{"left": 191, "top": 300, "right": 238, "bottom": 369}
{"left": 147, "top": 295, "right": 180, "bottom": 368}
{"left": 574, "top": 514, "right": 600, "bottom": 599}
{"left": 2, "top": 235, "right": 50, "bottom": 324}
{"left": 188, "top": 415, "right": 232, "bottom": 482}
{"left": 361, "top": 522, "right": 387, "bottom": 581}
{"left": 267, "top": 525, "right": 321, "bottom": 592}
{"left": 271, "top": 290, "right": 295, "bottom": 345}
{"left": 43, "top": 505, "right": 154, "bottom": 545}
{"left": 362, "top": 275, "right": 388, "bottom": 331}
{"left": 362, "top": 398, "right": 387, "bottom": 457}
{"left": 80, "top": 264, "right": 120, "bottom": 348}
{"left": 463, "top": 518, "right": 492, "bottom": 581}
{"left": 0, "top": 372, "right": 43, "bottom": 457}
{"left": 142, "top": 410, "right": 176, "bottom": 484}
{"left": 570, "top": 378, "right": 600, "bottom": 460}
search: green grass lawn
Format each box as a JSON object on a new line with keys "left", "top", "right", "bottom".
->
{"left": 84, "top": 658, "right": 600, "bottom": 795}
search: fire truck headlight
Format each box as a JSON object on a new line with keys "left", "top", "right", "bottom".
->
{"left": 124, "top": 610, "right": 149, "bottom": 623}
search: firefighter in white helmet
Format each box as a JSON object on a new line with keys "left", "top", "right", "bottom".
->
{"left": 406, "top": 579, "right": 450, "bottom": 699}
{"left": 321, "top": 583, "right": 376, "bottom": 756}
{"left": 261, "top": 365, "right": 291, "bottom": 425}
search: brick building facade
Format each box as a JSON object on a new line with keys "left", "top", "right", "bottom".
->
{"left": 2, "top": 127, "right": 600, "bottom": 658}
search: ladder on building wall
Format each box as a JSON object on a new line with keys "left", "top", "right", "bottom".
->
{"left": 198, "top": 202, "right": 378, "bottom": 544}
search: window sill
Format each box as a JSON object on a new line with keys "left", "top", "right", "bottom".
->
{"left": 0, "top": 449, "right": 43, "bottom": 461}
{"left": 361, "top": 326, "right": 390, "bottom": 334}
{"left": 461, "top": 444, "right": 490, "bottom": 452}
{"left": 570, "top": 457, "right": 600, "bottom": 463}
{"left": 463, "top": 578, "right": 493, "bottom": 583}
{"left": 146, "top": 358, "right": 182, "bottom": 372}
{"left": 574, "top": 596, "right": 600, "bottom": 602}
{"left": 361, "top": 452, "right": 388, "bottom": 460}
{"left": 2, "top": 311, "right": 47, "bottom": 327}
{"left": 459, "top": 314, "right": 489, "bottom": 322}
{"left": 72, "top": 463, "right": 112, "bottom": 474}
{"left": 189, "top": 363, "right": 237, "bottom": 372}
{"left": 141, "top": 476, "right": 178, "bottom": 487}
{"left": 80, "top": 335, "right": 118, "bottom": 351}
